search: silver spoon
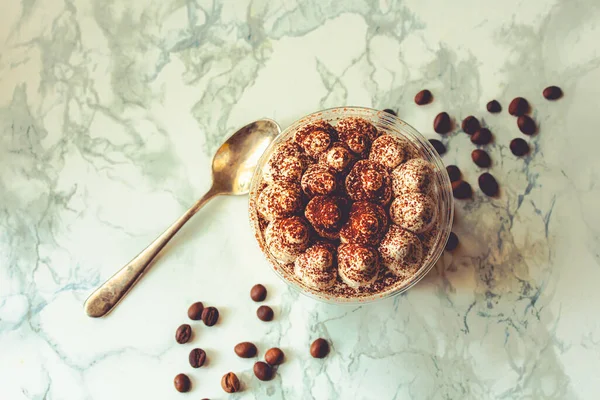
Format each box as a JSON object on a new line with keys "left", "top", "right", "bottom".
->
{"left": 84, "top": 119, "right": 281, "bottom": 317}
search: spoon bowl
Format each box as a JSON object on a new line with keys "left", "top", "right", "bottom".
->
{"left": 84, "top": 118, "right": 281, "bottom": 317}
{"left": 212, "top": 119, "right": 280, "bottom": 195}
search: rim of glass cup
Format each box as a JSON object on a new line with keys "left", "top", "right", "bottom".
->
{"left": 248, "top": 106, "right": 454, "bottom": 304}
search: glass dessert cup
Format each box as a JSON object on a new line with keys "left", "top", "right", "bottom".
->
{"left": 249, "top": 107, "right": 454, "bottom": 304}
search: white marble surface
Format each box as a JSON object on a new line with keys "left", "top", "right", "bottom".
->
{"left": 1, "top": 0, "right": 600, "bottom": 399}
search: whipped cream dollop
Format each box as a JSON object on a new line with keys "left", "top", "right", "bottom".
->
{"left": 294, "top": 242, "right": 337, "bottom": 290}
{"left": 265, "top": 216, "right": 311, "bottom": 263}
{"left": 378, "top": 225, "right": 424, "bottom": 278}
{"left": 337, "top": 243, "right": 379, "bottom": 288}
{"left": 391, "top": 158, "right": 434, "bottom": 195}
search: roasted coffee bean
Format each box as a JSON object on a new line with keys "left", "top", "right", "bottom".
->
{"left": 265, "top": 347, "right": 285, "bottom": 366}
{"left": 253, "top": 361, "right": 274, "bottom": 381}
{"left": 221, "top": 372, "right": 240, "bottom": 393}
{"left": 250, "top": 284, "right": 267, "bottom": 302}
{"left": 174, "top": 373, "right": 191, "bottom": 393}
{"left": 187, "top": 302, "right": 204, "bottom": 321}
{"left": 175, "top": 324, "right": 192, "bottom": 344}
{"left": 234, "top": 342, "right": 258, "bottom": 358}
{"left": 471, "top": 149, "right": 491, "bottom": 168}
{"left": 201, "top": 307, "right": 219, "bottom": 326}
{"left": 517, "top": 115, "right": 536, "bottom": 135}
{"left": 461, "top": 116, "right": 480, "bottom": 135}
{"left": 486, "top": 100, "right": 501, "bottom": 113}
{"left": 382, "top": 108, "right": 397, "bottom": 116}
{"left": 446, "top": 165, "right": 461, "bottom": 182}
{"left": 508, "top": 97, "right": 529, "bottom": 116}
{"left": 414, "top": 89, "right": 432, "bottom": 105}
{"left": 257, "top": 305, "right": 274, "bottom": 322}
{"left": 471, "top": 128, "right": 492, "bottom": 145}
{"left": 478, "top": 173, "right": 499, "bottom": 197}
{"left": 429, "top": 139, "right": 446, "bottom": 155}
{"left": 452, "top": 180, "right": 472, "bottom": 199}
{"left": 310, "top": 338, "right": 330, "bottom": 358}
{"left": 189, "top": 348, "right": 207, "bottom": 368}
{"left": 445, "top": 232, "right": 459, "bottom": 251}
{"left": 510, "top": 138, "right": 529, "bottom": 156}
{"left": 543, "top": 86, "right": 563, "bottom": 100}
{"left": 433, "top": 112, "right": 451, "bottom": 134}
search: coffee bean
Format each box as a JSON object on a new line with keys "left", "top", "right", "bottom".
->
{"left": 187, "top": 302, "right": 204, "bottom": 321}
{"left": 471, "top": 128, "right": 492, "bottom": 145}
{"left": 234, "top": 342, "right": 258, "bottom": 358}
{"left": 382, "top": 108, "right": 397, "bottom": 116}
{"left": 452, "top": 180, "right": 472, "bottom": 199}
{"left": 253, "top": 361, "right": 274, "bottom": 381}
{"left": 446, "top": 165, "right": 461, "bottom": 182}
{"left": 414, "top": 89, "right": 432, "bottom": 105}
{"left": 543, "top": 86, "right": 563, "bottom": 100}
{"left": 189, "top": 348, "right": 206, "bottom": 368}
{"left": 461, "top": 116, "right": 480, "bottom": 135}
{"left": 486, "top": 100, "right": 501, "bottom": 113}
{"left": 429, "top": 139, "right": 446, "bottom": 155}
{"left": 310, "top": 338, "right": 330, "bottom": 358}
{"left": 478, "top": 173, "right": 499, "bottom": 197}
{"left": 265, "top": 348, "right": 285, "bottom": 366}
{"left": 174, "top": 373, "right": 191, "bottom": 393}
{"left": 471, "top": 149, "right": 491, "bottom": 168}
{"left": 250, "top": 284, "right": 267, "bottom": 302}
{"left": 508, "top": 97, "right": 529, "bottom": 116}
{"left": 510, "top": 138, "right": 529, "bottom": 156}
{"left": 257, "top": 305, "right": 274, "bottom": 321}
{"left": 201, "top": 306, "right": 219, "bottom": 326}
{"left": 445, "top": 232, "right": 459, "bottom": 251}
{"left": 433, "top": 112, "right": 451, "bottom": 134}
{"left": 221, "top": 372, "right": 240, "bottom": 393}
{"left": 517, "top": 115, "right": 536, "bottom": 135}
{"left": 175, "top": 324, "right": 192, "bottom": 344}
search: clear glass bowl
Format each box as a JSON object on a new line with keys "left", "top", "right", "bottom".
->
{"left": 248, "top": 107, "right": 454, "bottom": 304}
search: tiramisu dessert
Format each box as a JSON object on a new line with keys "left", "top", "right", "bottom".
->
{"left": 251, "top": 114, "right": 445, "bottom": 300}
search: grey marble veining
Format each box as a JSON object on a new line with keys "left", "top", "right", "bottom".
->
{"left": 1, "top": 0, "right": 600, "bottom": 399}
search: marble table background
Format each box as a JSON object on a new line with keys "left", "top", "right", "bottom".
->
{"left": 1, "top": 0, "right": 599, "bottom": 399}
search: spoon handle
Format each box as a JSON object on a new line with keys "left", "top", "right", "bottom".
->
{"left": 84, "top": 187, "right": 219, "bottom": 318}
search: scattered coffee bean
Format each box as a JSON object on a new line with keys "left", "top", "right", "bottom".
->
{"left": 446, "top": 165, "right": 461, "bottom": 182}
{"left": 543, "top": 86, "right": 563, "bottom": 100}
{"left": 253, "top": 361, "right": 274, "bottom": 381}
{"left": 517, "top": 115, "right": 536, "bottom": 135}
{"left": 310, "top": 338, "right": 330, "bottom": 358}
{"left": 189, "top": 348, "right": 207, "bottom": 368}
{"left": 175, "top": 324, "right": 192, "bottom": 344}
{"left": 187, "top": 302, "right": 204, "bottom": 321}
{"left": 265, "top": 347, "right": 285, "bottom": 366}
{"left": 478, "top": 173, "right": 499, "bottom": 197}
{"left": 429, "top": 139, "right": 446, "bottom": 155}
{"left": 433, "top": 112, "right": 451, "bottom": 134}
{"left": 471, "top": 149, "right": 491, "bottom": 168}
{"left": 471, "top": 128, "right": 492, "bottom": 145}
{"left": 510, "top": 138, "right": 529, "bottom": 156}
{"left": 461, "top": 116, "right": 480, "bottom": 135}
{"left": 201, "top": 306, "right": 219, "bottom": 326}
{"left": 221, "top": 372, "right": 240, "bottom": 393}
{"left": 508, "top": 97, "right": 529, "bottom": 116}
{"left": 257, "top": 305, "right": 274, "bottom": 321}
{"left": 445, "top": 232, "right": 459, "bottom": 251}
{"left": 234, "top": 342, "right": 258, "bottom": 358}
{"left": 174, "top": 373, "right": 191, "bottom": 393}
{"left": 382, "top": 108, "right": 397, "bottom": 116}
{"left": 250, "top": 284, "right": 267, "bottom": 302}
{"left": 486, "top": 100, "right": 501, "bottom": 113}
{"left": 414, "top": 89, "right": 433, "bottom": 105}
{"left": 452, "top": 180, "right": 472, "bottom": 199}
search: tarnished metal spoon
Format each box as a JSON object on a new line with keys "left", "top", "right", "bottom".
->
{"left": 84, "top": 119, "right": 281, "bottom": 317}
